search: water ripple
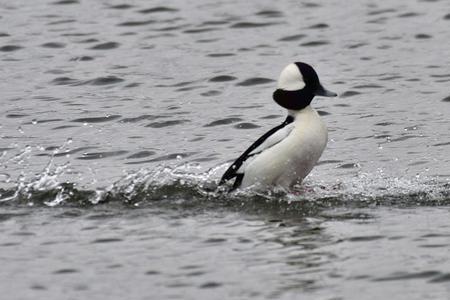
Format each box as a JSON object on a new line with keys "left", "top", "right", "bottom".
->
{"left": 72, "top": 115, "right": 122, "bottom": 123}
{"left": 429, "top": 274, "right": 450, "bottom": 283}
{"left": 300, "top": 40, "right": 330, "bottom": 47}
{"left": 352, "top": 84, "right": 383, "bottom": 89}
{"left": 53, "top": 147, "right": 97, "bottom": 157}
{"left": 233, "top": 122, "right": 260, "bottom": 129}
{"left": 89, "top": 42, "right": 120, "bottom": 50}
{"left": 398, "top": 12, "right": 421, "bottom": 18}
{"left": 77, "top": 151, "right": 128, "bottom": 160}
{"left": 84, "top": 76, "right": 124, "bottom": 85}
{"left": 230, "top": 22, "right": 278, "bottom": 28}
{"left": 52, "top": 0, "right": 79, "bottom": 5}
{"left": 309, "top": 23, "right": 329, "bottom": 29}
{"left": 47, "top": 19, "right": 75, "bottom": 25}
{"left": 200, "top": 90, "right": 221, "bottom": 97}
{"left": 121, "top": 115, "right": 164, "bottom": 123}
{"left": 373, "top": 271, "right": 441, "bottom": 282}
{"left": 340, "top": 91, "right": 361, "bottom": 98}
{"left": 145, "top": 120, "right": 188, "bottom": 128}
{"left": 70, "top": 56, "right": 94, "bottom": 61}
{"left": 184, "top": 28, "right": 218, "bottom": 34}
{"left": 118, "top": 20, "right": 155, "bottom": 27}
{"left": 208, "top": 75, "right": 237, "bottom": 82}
{"left": 367, "top": 9, "right": 397, "bottom": 16}
{"left": 278, "top": 34, "right": 306, "bottom": 42}
{"left": 53, "top": 268, "right": 79, "bottom": 274}
{"left": 51, "top": 77, "right": 79, "bottom": 85}
{"left": 91, "top": 238, "right": 123, "bottom": 243}
{"left": 255, "top": 10, "right": 283, "bottom": 18}
{"left": 127, "top": 151, "right": 156, "bottom": 159}
{"left": 204, "top": 117, "right": 242, "bottom": 127}
{"left": 0, "top": 45, "right": 22, "bottom": 52}
{"left": 138, "top": 6, "right": 178, "bottom": 14}
{"left": 108, "top": 4, "right": 133, "bottom": 10}
{"left": 41, "top": 42, "right": 66, "bottom": 48}
{"left": 207, "top": 53, "right": 234, "bottom": 57}
{"left": 236, "top": 77, "right": 274, "bottom": 86}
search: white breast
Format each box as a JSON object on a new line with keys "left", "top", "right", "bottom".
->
{"left": 240, "top": 106, "right": 328, "bottom": 189}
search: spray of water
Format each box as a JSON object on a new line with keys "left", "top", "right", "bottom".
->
{"left": 0, "top": 154, "right": 448, "bottom": 209}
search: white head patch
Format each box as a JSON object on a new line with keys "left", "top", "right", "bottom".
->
{"left": 277, "top": 63, "right": 305, "bottom": 91}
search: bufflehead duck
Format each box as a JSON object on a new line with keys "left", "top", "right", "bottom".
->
{"left": 220, "top": 62, "right": 337, "bottom": 190}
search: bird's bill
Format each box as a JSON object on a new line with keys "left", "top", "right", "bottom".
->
{"left": 315, "top": 85, "right": 337, "bottom": 97}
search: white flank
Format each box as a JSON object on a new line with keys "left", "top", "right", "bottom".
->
{"left": 240, "top": 106, "right": 328, "bottom": 189}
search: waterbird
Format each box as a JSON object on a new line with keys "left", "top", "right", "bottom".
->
{"left": 220, "top": 62, "right": 337, "bottom": 191}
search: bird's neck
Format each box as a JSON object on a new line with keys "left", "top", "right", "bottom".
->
{"left": 287, "top": 105, "right": 315, "bottom": 119}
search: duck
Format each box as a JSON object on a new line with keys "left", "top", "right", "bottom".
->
{"left": 219, "top": 62, "right": 337, "bottom": 190}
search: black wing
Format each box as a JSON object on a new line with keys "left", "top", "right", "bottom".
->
{"left": 219, "top": 115, "right": 294, "bottom": 187}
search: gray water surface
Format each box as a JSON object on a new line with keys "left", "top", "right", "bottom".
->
{"left": 1, "top": 0, "right": 450, "bottom": 299}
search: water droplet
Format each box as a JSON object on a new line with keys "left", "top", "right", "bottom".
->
{"left": 31, "top": 119, "right": 38, "bottom": 125}
{"left": 0, "top": 173, "right": 11, "bottom": 183}
{"left": 17, "top": 126, "right": 24, "bottom": 133}
{"left": 67, "top": 138, "right": 73, "bottom": 144}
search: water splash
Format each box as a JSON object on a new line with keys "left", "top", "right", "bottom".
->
{"left": 0, "top": 159, "right": 448, "bottom": 212}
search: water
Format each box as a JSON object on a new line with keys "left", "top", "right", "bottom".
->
{"left": 1, "top": 0, "right": 450, "bottom": 299}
